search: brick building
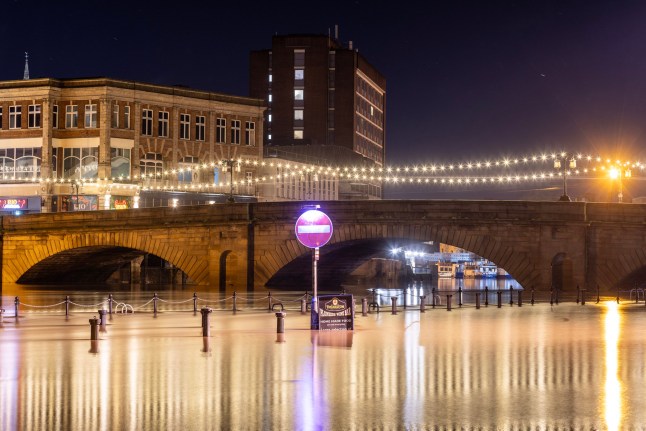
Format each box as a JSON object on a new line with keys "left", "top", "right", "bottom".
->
{"left": 250, "top": 32, "right": 386, "bottom": 199}
{"left": 0, "top": 77, "right": 265, "bottom": 212}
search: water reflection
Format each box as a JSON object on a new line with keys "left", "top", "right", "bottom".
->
{"left": 2, "top": 299, "right": 646, "bottom": 429}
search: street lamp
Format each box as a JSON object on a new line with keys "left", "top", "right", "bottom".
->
{"left": 553, "top": 153, "right": 577, "bottom": 202}
{"left": 609, "top": 165, "right": 632, "bottom": 203}
{"left": 222, "top": 159, "right": 240, "bottom": 203}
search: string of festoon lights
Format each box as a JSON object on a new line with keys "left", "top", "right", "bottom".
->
{"left": 6, "top": 151, "right": 644, "bottom": 193}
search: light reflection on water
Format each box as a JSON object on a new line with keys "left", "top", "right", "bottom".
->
{"left": 2, "top": 293, "right": 646, "bottom": 429}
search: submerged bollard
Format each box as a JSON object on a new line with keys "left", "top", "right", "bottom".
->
{"left": 89, "top": 316, "right": 99, "bottom": 340}
{"left": 596, "top": 285, "right": 600, "bottom": 304}
{"left": 446, "top": 294, "right": 452, "bottom": 311}
{"left": 581, "top": 289, "right": 586, "bottom": 305}
{"left": 517, "top": 290, "right": 523, "bottom": 307}
{"left": 362, "top": 297, "right": 368, "bottom": 316}
{"left": 98, "top": 309, "right": 107, "bottom": 332}
{"left": 14, "top": 297, "right": 19, "bottom": 321}
{"left": 301, "top": 298, "right": 307, "bottom": 314}
{"left": 276, "top": 311, "right": 286, "bottom": 334}
{"left": 193, "top": 292, "right": 198, "bottom": 313}
{"left": 420, "top": 295, "right": 426, "bottom": 313}
{"left": 153, "top": 293, "right": 158, "bottom": 315}
{"left": 475, "top": 292, "right": 481, "bottom": 309}
{"left": 576, "top": 285, "right": 580, "bottom": 304}
{"left": 403, "top": 287, "right": 408, "bottom": 309}
{"left": 458, "top": 286, "right": 463, "bottom": 307}
{"left": 432, "top": 288, "right": 437, "bottom": 308}
{"left": 200, "top": 307, "right": 213, "bottom": 337}
{"left": 497, "top": 291, "right": 502, "bottom": 308}
{"left": 391, "top": 296, "right": 398, "bottom": 315}
{"left": 232, "top": 291, "right": 238, "bottom": 313}
{"left": 509, "top": 286, "right": 514, "bottom": 306}
{"left": 531, "top": 288, "right": 535, "bottom": 305}
{"left": 484, "top": 286, "right": 489, "bottom": 307}
{"left": 65, "top": 296, "right": 70, "bottom": 317}
{"left": 108, "top": 294, "right": 114, "bottom": 315}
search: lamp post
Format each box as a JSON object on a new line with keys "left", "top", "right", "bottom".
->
{"left": 222, "top": 159, "right": 240, "bottom": 203}
{"left": 553, "top": 153, "right": 577, "bottom": 202}
{"left": 609, "top": 165, "right": 632, "bottom": 203}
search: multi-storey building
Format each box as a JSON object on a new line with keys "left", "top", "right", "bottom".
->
{"left": 249, "top": 32, "right": 386, "bottom": 199}
{"left": 0, "top": 77, "right": 265, "bottom": 213}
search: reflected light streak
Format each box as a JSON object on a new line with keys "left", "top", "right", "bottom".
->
{"left": 604, "top": 301, "right": 621, "bottom": 431}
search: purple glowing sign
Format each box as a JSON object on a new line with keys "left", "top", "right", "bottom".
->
{"left": 295, "top": 209, "right": 333, "bottom": 249}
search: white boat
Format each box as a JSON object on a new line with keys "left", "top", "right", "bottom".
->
{"left": 437, "top": 262, "right": 455, "bottom": 278}
{"left": 477, "top": 261, "right": 498, "bottom": 278}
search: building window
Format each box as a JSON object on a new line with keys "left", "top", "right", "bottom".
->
{"left": 158, "top": 111, "right": 169, "bottom": 137}
{"left": 245, "top": 121, "right": 255, "bottom": 146}
{"left": 268, "top": 74, "right": 272, "bottom": 83}
{"left": 65, "top": 105, "right": 78, "bottom": 128}
{"left": 294, "top": 109, "right": 303, "bottom": 120}
{"left": 28, "top": 104, "right": 41, "bottom": 128}
{"left": 141, "top": 109, "right": 153, "bottom": 136}
{"left": 110, "top": 148, "right": 131, "bottom": 178}
{"left": 216, "top": 118, "right": 226, "bottom": 143}
{"left": 195, "top": 116, "right": 205, "bottom": 141}
{"left": 9, "top": 106, "right": 22, "bottom": 129}
{"left": 178, "top": 156, "right": 198, "bottom": 183}
{"left": 268, "top": 114, "right": 272, "bottom": 122}
{"left": 112, "top": 104, "right": 119, "bottom": 128}
{"left": 139, "top": 152, "right": 163, "bottom": 177}
{"left": 294, "top": 50, "right": 305, "bottom": 67}
{"left": 295, "top": 69, "right": 304, "bottom": 80}
{"left": 0, "top": 148, "right": 42, "bottom": 179}
{"left": 231, "top": 120, "right": 240, "bottom": 144}
{"left": 124, "top": 106, "right": 131, "bottom": 129}
{"left": 52, "top": 105, "right": 58, "bottom": 128}
{"left": 63, "top": 147, "right": 98, "bottom": 179}
{"left": 85, "top": 104, "right": 97, "bottom": 128}
{"left": 0, "top": 107, "right": 2, "bottom": 129}
{"left": 268, "top": 94, "right": 272, "bottom": 103}
{"left": 294, "top": 130, "right": 303, "bottom": 140}
{"left": 294, "top": 90, "right": 304, "bottom": 100}
{"left": 180, "top": 113, "right": 190, "bottom": 139}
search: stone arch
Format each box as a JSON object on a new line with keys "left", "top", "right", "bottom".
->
{"left": 3, "top": 231, "right": 209, "bottom": 285}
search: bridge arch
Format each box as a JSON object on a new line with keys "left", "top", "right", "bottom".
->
{"left": 4, "top": 231, "right": 209, "bottom": 285}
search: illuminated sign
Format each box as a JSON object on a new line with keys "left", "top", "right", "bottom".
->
{"left": 295, "top": 209, "right": 334, "bottom": 248}
{"left": 0, "top": 198, "right": 28, "bottom": 209}
{"left": 318, "top": 295, "right": 354, "bottom": 331}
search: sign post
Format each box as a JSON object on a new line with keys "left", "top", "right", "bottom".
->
{"left": 295, "top": 208, "right": 333, "bottom": 330}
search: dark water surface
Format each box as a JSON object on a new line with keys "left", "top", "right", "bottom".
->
{"left": 1, "top": 285, "right": 644, "bottom": 430}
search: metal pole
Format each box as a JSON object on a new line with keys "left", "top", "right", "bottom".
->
{"left": 517, "top": 290, "right": 522, "bottom": 307}
{"left": 153, "top": 293, "right": 158, "bottom": 315}
{"left": 311, "top": 247, "right": 319, "bottom": 330}
{"left": 232, "top": 291, "right": 237, "bottom": 312}
{"left": 484, "top": 286, "right": 489, "bottom": 306}
{"left": 420, "top": 295, "right": 426, "bottom": 313}
{"left": 509, "top": 286, "right": 514, "bottom": 306}
{"left": 475, "top": 292, "right": 481, "bottom": 309}
{"left": 89, "top": 316, "right": 99, "bottom": 340}
{"left": 581, "top": 289, "right": 586, "bottom": 305}
{"left": 65, "top": 295, "right": 70, "bottom": 316}
{"left": 268, "top": 291, "right": 272, "bottom": 311}
{"left": 14, "top": 297, "right": 19, "bottom": 321}
{"left": 497, "top": 291, "right": 502, "bottom": 308}
{"left": 362, "top": 297, "right": 368, "bottom": 316}
{"left": 193, "top": 292, "right": 198, "bottom": 313}
{"left": 391, "top": 296, "right": 397, "bottom": 315}
{"left": 458, "top": 286, "right": 463, "bottom": 307}
{"left": 276, "top": 312, "right": 286, "bottom": 333}
{"left": 301, "top": 298, "right": 307, "bottom": 314}
{"left": 108, "top": 294, "right": 113, "bottom": 315}
{"left": 432, "top": 288, "right": 436, "bottom": 308}
{"left": 201, "top": 307, "right": 212, "bottom": 337}
{"left": 531, "top": 287, "right": 535, "bottom": 305}
{"left": 446, "top": 295, "right": 452, "bottom": 311}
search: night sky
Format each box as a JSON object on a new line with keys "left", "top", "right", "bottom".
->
{"left": 2, "top": 1, "right": 646, "bottom": 198}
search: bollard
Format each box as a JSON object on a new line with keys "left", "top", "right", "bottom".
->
{"left": 509, "top": 286, "right": 514, "bottom": 306}
{"left": 432, "top": 288, "right": 436, "bottom": 308}
{"left": 301, "top": 298, "right": 307, "bottom": 314}
{"left": 98, "top": 309, "right": 107, "bottom": 332}
{"left": 403, "top": 287, "right": 407, "bottom": 309}
{"left": 268, "top": 291, "right": 273, "bottom": 311}
{"left": 517, "top": 290, "right": 522, "bottom": 307}
{"left": 276, "top": 311, "right": 286, "bottom": 334}
{"left": 65, "top": 295, "right": 70, "bottom": 317}
{"left": 232, "top": 291, "right": 238, "bottom": 312}
{"left": 531, "top": 288, "right": 535, "bottom": 305}
{"left": 14, "top": 297, "right": 19, "bottom": 321}
{"left": 446, "top": 295, "right": 452, "bottom": 311}
{"left": 420, "top": 295, "right": 426, "bottom": 313}
{"left": 581, "top": 289, "right": 586, "bottom": 305}
{"left": 596, "top": 285, "right": 600, "bottom": 304}
{"left": 200, "top": 307, "right": 213, "bottom": 337}
{"left": 108, "top": 294, "right": 113, "bottom": 315}
{"left": 391, "top": 296, "right": 398, "bottom": 315}
{"left": 497, "top": 291, "right": 502, "bottom": 308}
{"left": 484, "top": 286, "right": 489, "bottom": 306}
{"left": 362, "top": 297, "right": 368, "bottom": 316}
{"left": 458, "top": 286, "right": 463, "bottom": 307}
{"left": 89, "top": 316, "right": 99, "bottom": 340}
{"left": 475, "top": 292, "right": 481, "bottom": 309}
{"left": 153, "top": 293, "right": 158, "bottom": 315}
{"left": 193, "top": 292, "right": 198, "bottom": 313}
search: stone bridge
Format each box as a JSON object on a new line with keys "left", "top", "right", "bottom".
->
{"left": 1, "top": 200, "right": 645, "bottom": 294}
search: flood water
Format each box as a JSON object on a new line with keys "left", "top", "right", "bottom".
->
{"left": 1, "top": 285, "right": 645, "bottom": 430}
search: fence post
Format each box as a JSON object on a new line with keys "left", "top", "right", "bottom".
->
{"left": 484, "top": 286, "right": 489, "bottom": 306}
{"left": 301, "top": 298, "right": 307, "bottom": 314}
{"left": 509, "top": 286, "right": 514, "bottom": 306}
{"left": 89, "top": 316, "right": 99, "bottom": 340}
{"left": 432, "top": 288, "right": 436, "bottom": 308}
{"left": 517, "top": 290, "right": 522, "bottom": 307}
{"left": 65, "top": 295, "right": 70, "bottom": 317}
{"left": 475, "top": 292, "right": 481, "bottom": 309}
{"left": 193, "top": 293, "right": 198, "bottom": 313}
{"left": 200, "top": 307, "right": 213, "bottom": 337}
{"left": 232, "top": 291, "right": 238, "bottom": 312}
{"left": 268, "top": 291, "right": 273, "bottom": 311}
{"left": 153, "top": 293, "right": 158, "bottom": 315}
{"left": 14, "top": 297, "right": 19, "bottom": 321}
{"left": 596, "top": 285, "right": 600, "bottom": 304}
{"left": 497, "top": 291, "right": 502, "bottom": 308}
{"left": 391, "top": 297, "right": 398, "bottom": 315}
{"left": 362, "top": 297, "right": 368, "bottom": 316}
{"left": 108, "top": 294, "right": 113, "bottom": 314}
{"left": 581, "top": 289, "right": 586, "bottom": 305}
{"left": 446, "top": 295, "right": 452, "bottom": 311}
{"left": 576, "top": 285, "right": 580, "bottom": 304}
{"left": 420, "top": 295, "right": 426, "bottom": 313}
{"left": 531, "top": 287, "right": 535, "bottom": 305}
{"left": 276, "top": 312, "right": 286, "bottom": 334}
{"left": 403, "top": 287, "right": 407, "bottom": 309}
{"left": 458, "top": 286, "right": 463, "bottom": 307}
{"left": 98, "top": 309, "right": 107, "bottom": 332}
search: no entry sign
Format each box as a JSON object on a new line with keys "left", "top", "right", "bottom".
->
{"left": 295, "top": 209, "right": 333, "bottom": 248}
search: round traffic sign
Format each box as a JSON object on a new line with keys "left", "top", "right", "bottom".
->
{"left": 295, "top": 209, "right": 333, "bottom": 248}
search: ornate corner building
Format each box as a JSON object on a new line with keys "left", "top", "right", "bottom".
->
{"left": 0, "top": 77, "right": 266, "bottom": 213}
